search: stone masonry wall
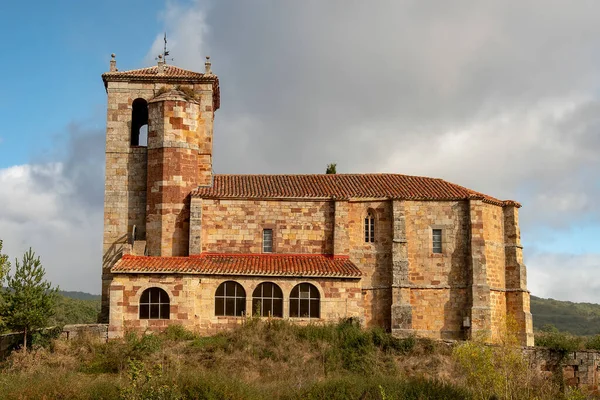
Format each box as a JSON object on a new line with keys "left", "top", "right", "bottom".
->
{"left": 200, "top": 199, "right": 334, "bottom": 254}
{"left": 482, "top": 203, "right": 508, "bottom": 342}
{"left": 504, "top": 205, "right": 534, "bottom": 346}
{"left": 102, "top": 80, "right": 215, "bottom": 320}
{"left": 404, "top": 201, "right": 470, "bottom": 339}
{"left": 146, "top": 94, "right": 213, "bottom": 257}
{"left": 108, "top": 274, "right": 362, "bottom": 338}
{"left": 347, "top": 201, "right": 392, "bottom": 329}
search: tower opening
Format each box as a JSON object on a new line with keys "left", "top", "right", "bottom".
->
{"left": 131, "top": 98, "right": 148, "bottom": 146}
{"left": 138, "top": 124, "right": 148, "bottom": 146}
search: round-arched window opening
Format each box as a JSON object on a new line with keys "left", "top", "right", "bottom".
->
{"left": 290, "top": 283, "right": 320, "bottom": 319}
{"left": 139, "top": 287, "right": 170, "bottom": 319}
{"left": 131, "top": 98, "right": 148, "bottom": 146}
{"left": 252, "top": 282, "right": 283, "bottom": 317}
{"left": 215, "top": 281, "right": 246, "bottom": 316}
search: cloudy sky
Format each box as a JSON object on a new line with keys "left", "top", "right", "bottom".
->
{"left": 1, "top": 0, "right": 599, "bottom": 300}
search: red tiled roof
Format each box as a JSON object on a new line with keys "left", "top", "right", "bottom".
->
{"left": 102, "top": 64, "right": 220, "bottom": 109}
{"left": 193, "top": 174, "right": 517, "bottom": 206}
{"left": 102, "top": 65, "right": 211, "bottom": 80}
{"left": 111, "top": 254, "right": 362, "bottom": 278}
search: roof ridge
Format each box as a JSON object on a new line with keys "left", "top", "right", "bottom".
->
{"left": 213, "top": 172, "right": 433, "bottom": 178}
{"left": 192, "top": 173, "right": 516, "bottom": 206}
{"left": 103, "top": 64, "right": 201, "bottom": 75}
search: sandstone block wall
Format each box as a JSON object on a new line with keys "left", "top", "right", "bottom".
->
{"left": 146, "top": 94, "right": 211, "bottom": 257}
{"left": 403, "top": 201, "right": 470, "bottom": 340}
{"left": 347, "top": 201, "right": 392, "bottom": 329}
{"left": 200, "top": 199, "right": 334, "bottom": 254}
{"left": 184, "top": 197, "right": 533, "bottom": 344}
{"left": 108, "top": 274, "right": 362, "bottom": 338}
{"left": 102, "top": 81, "right": 216, "bottom": 320}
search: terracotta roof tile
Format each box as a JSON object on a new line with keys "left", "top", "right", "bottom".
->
{"left": 103, "top": 65, "right": 209, "bottom": 80}
{"left": 102, "top": 64, "right": 220, "bottom": 110}
{"left": 111, "top": 254, "right": 362, "bottom": 278}
{"left": 193, "top": 174, "right": 517, "bottom": 206}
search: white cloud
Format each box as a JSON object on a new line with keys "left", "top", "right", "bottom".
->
{"left": 0, "top": 163, "right": 102, "bottom": 294}
{"left": 527, "top": 252, "right": 600, "bottom": 303}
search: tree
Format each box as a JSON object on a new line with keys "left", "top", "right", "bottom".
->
{"left": 1, "top": 248, "right": 58, "bottom": 350}
{"left": 326, "top": 163, "right": 337, "bottom": 174}
{"left": 0, "top": 240, "right": 9, "bottom": 285}
{"left": 0, "top": 240, "right": 10, "bottom": 332}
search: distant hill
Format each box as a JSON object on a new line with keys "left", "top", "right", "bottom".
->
{"left": 58, "top": 290, "right": 101, "bottom": 301}
{"left": 49, "top": 292, "right": 101, "bottom": 326}
{"left": 531, "top": 295, "right": 600, "bottom": 336}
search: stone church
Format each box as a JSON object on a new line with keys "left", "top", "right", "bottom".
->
{"left": 101, "top": 54, "right": 534, "bottom": 346}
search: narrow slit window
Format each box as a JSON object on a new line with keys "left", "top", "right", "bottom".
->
{"left": 432, "top": 229, "right": 443, "bottom": 254}
{"left": 263, "top": 229, "right": 273, "bottom": 253}
{"left": 364, "top": 212, "right": 375, "bottom": 243}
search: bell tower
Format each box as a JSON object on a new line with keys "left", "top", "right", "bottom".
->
{"left": 100, "top": 54, "right": 220, "bottom": 321}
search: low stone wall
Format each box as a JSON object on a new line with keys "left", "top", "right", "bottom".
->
{"left": 1, "top": 324, "right": 108, "bottom": 359}
{"left": 0, "top": 331, "right": 23, "bottom": 359}
{"left": 526, "top": 347, "right": 600, "bottom": 392}
{"left": 61, "top": 324, "right": 108, "bottom": 341}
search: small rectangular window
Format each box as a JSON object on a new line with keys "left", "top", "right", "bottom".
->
{"left": 263, "top": 229, "right": 273, "bottom": 253}
{"left": 432, "top": 229, "right": 442, "bottom": 254}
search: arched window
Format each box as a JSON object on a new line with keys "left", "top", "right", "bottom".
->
{"left": 252, "top": 282, "right": 283, "bottom": 317}
{"left": 139, "top": 287, "right": 170, "bottom": 319}
{"left": 131, "top": 98, "right": 148, "bottom": 146}
{"left": 290, "top": 283, "right": 320, "bottom": 319}
{"left": 215, "top": 281, "right": 246, "bottom": 316}
{"left": 364, "top": 211, "right": 375, "bottom": 243}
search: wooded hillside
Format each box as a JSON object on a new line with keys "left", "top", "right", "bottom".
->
{"left": 531, "top": 295, "right": 600, "bottom": 335}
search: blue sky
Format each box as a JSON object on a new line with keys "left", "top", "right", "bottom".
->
{"left": 0, "top": 1, "right": 165, "bottom": 167}
{"left": 0, "top": 1, "right": 599, "bottom": 299}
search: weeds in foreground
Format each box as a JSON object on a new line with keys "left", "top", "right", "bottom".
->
{"left": 0, "top": 319, "right": 578, "bottom": 399}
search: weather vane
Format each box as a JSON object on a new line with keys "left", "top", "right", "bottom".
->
{"left": 156, "top": 32, "right": 174, "bottom": 63}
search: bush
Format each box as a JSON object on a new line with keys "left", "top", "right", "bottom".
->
{"left": 584, "top": 335, "right": 600, "bottom": 351}
{"left": 85, "top": 331, "right": 162, "bottom": 373}
{"left": 535, "top": 331, "right": 583, "bottom": 355}
{"left": 162, "top": 324, "right": 197, "bottom": 341}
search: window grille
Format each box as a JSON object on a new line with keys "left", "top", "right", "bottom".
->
{"left": 263, "top": 229, "right": 273, "bottom": 253}
{"left": 215, "top": 281, "right": 246, "bottom": 317}
{"left": 252, "top": 282, "right": 283, "bottom": 317}
{"left": 290, "top": 283, "right": 320, "bottom": 318}
{"left": 432, "top": 229, "right": 443, "bottom": 254}
{"left": 139, "top": 287, "right": 170, "bottom": 319}
{"left": 364, "top": 213, "right": 375, "bottom": 243}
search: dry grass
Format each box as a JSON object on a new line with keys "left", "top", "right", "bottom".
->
{"left": 0, "top": 319, "right": 575, "bottom": 399}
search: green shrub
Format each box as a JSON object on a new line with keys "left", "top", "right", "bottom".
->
{"left": 190, "top": 333, "right": 229, "bottom": 351}
{"left": 535, "top": 331, "right": 583, "bottom": 355}
{"left": 85, "top": 331, "right": 162, "bottom": 373}
{"left": 585, "top": 334, "right": 600, "bottom": 351}
{"left": 162, "top": 324, "right": 197, "bottom": 341}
